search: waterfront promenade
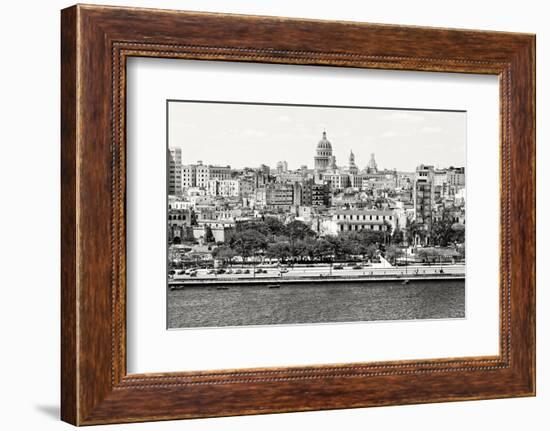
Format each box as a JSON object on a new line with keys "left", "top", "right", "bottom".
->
{"left": 169, "top": 263, "right": 465, "bottom": 289}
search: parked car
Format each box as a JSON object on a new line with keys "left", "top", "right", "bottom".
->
{"left": 333, "top": 264, "right": 344, "bottom": 270}
{"left": 352, "top": 265, "right": 363, "bottom": 270}
{"left": 244, "top": 269, "right": 250, "bottom": 274}
{"left": 216, "top": 268, "right": 226, "bottom": 274}
{"left": 235, "top": 269, "right": 243, "bottom": 274}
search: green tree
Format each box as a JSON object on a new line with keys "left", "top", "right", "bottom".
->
{"left": 326, "top": 235, "right": 347, "bottom": 260}
{"left": 235, "top": 219, "right": 269, "bottom": 235}
{"left": 383, "top": 221, "right": 393, "bottom": 244}
{"left": 212, "top": 246, "right": 237, "bottom": 265}
{"left": 286, "top": 220, "right": 316, "bottom": 241}
{"left": 364, "top": 243, "right": 378, "bottom": 261}
{"left": 336, "top": 233, "right": 361, "bottom": 259}
{"left": 392, "top": 226, "right": 404, "bottom": 245}
{"left": 450, "top": 223, "right": 465, "bottom": 244}
{"left": 385, "top": 245, "right": 404, "bottom": 264}
{"left": 313, "top": 238, "right": 334, "bottom": 262}
{"left": 264, "top": 217, "right": 286, "bottom": 236}
{"left": 429, "top": 218, "right": 453, "bottom": 246}
{"left": 416, "top": 247, "right": 447, "bottom": 264}
{"left": 415, "top": 248, "right": 431, "bottom": 263}
{"left": 230, "top": 229, "right": 268, "bottom": 260}
{"left": 406, "top": 220, "right": 427, "bottom": 245}
{"left": 266, "top": 241, "right": 291, "bottom": 262}
{"left": 301, "top": 237, "right": 319, "bottom": 261}
{"left": 456, "top": 243, "right": 466, "bottom": 260}
{"left": 290, "top": 239, "right": 308, "bottom": 261}
{"left": 356, "top": 229, "right": 385, "bottom": 246}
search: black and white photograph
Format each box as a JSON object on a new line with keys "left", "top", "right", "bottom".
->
{"left": 1, "top": 0, "right": 542, "bottom": 429}
{"left": 166, "top": 101, "right": 467, "bottom": 329}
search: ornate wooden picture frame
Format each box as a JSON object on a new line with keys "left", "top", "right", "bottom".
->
{"left": 61, "top": 4, "right": 535, "bottom": 425}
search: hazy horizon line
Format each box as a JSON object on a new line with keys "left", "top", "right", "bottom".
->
{"left": 168, "top": 147, "right": 464, "bottom": 173}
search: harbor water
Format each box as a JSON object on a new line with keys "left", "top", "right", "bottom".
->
{"left": 167, "top": 279, "right": 465, "bottom": 329}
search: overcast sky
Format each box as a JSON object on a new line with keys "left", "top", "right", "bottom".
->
{"left": 168, "top": 101, "right": 466, "bottom": 172}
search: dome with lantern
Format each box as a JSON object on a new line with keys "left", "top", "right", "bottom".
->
{"left": 316, "top": 130, "right": 333, "bottom": 155}
{"left": 314, "top": 130, "right": 335, "bottom": 171}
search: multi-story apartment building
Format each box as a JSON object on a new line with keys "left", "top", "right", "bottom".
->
{"left": 276, "top": 160, "right": 288, "bottom": 174}
{"left": 432, "top": 167, "right": 465, "bottom": 199}
{"left": 249, "top": 168, "right": 269, "bottom": 188}
{"left": 181, "top": 161, "right": 232, "bottom": 189}
{"left": 322, "top": 172, "right": 350, "bottom": 190}
{"left": 181, "top": 164, "right": 197, "bottom": 188}
{"left": 206, "top": 179, "right": 240, "bottom": 197}
{"left": 209, "top": 165, "right": 232, "bottom": 181}
{"left": 214, "top": 209, "right": 244, "bottom": 220}
{"left": 254, "top": 187, "right": 267, "bottom": 208}
{"left": 239, "top": 179, "right": 255, "bottom": 198}
{"left": 434, "top": 169, "right": 447, "bottom": 188}
{"left": 259, "top": 164, "right": 270, "bottom": 178}
{"left": 322, "top": 209, "right": 397, "bottom": 235}
{"left": 413, "top": 164, "right": 435, "bottom": 227}
{"left": 276, "top": 171, "right": 305, "bottom": 183}
{"left": 395, "top": 172, "right": 415, "bottom": 189}
{"left": 299, "top": 179, "right": 331, "bottom": 207}
{"left": 265, "top": 183, "right": 295, "bottom": 211}
{"left": 446, "top": 167, "right": 465, "bottom": 187}
{"left": 348, "top": 174, "right": 365, "bottom": 189}
{"left": 194, "top": 162, "right": 208, "bottom": 188}
{"left": 168, "top": 147, "right": 182, "bottom": 195}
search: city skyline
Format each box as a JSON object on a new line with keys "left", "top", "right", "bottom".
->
{"left": 168, "top": 101, "right": 466, "bottom": 172}
{"left": 167, "top": 100, "right": 467, "bottom": 329}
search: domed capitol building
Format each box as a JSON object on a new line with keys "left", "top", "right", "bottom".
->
{"left": 314, "top": 130, "right": 337, "bottom": 171}
{"left": 313, "top": 130, "right": 385, "bottom": 190}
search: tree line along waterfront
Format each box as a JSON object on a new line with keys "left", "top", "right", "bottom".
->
{"left": 169, "top": 214, "right": 465, "bottom": 272}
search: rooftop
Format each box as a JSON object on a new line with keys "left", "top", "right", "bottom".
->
{"left": 332, "top": 209, "right": 394, "bottom": 216}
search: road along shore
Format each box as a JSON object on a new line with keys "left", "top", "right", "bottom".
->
{"left": 169, "top": 271, "right": 465, "bottom": 289}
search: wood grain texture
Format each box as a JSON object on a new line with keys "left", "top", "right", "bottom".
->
{"left": 60, "top": 5, "right": 78, "bottom": 425}
{"left": 60, "top": 4, "right": 536, "bottom": 425}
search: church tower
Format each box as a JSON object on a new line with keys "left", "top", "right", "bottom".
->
{"left": 367, "top": 153, "right": 378, "bottom": 173}
{"left": 348, "top": 149, "right": 358, "bottom": 174}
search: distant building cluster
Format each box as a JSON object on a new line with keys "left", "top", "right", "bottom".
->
{"left": 168, "top": 131, "right": 465, "bottom": 246}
